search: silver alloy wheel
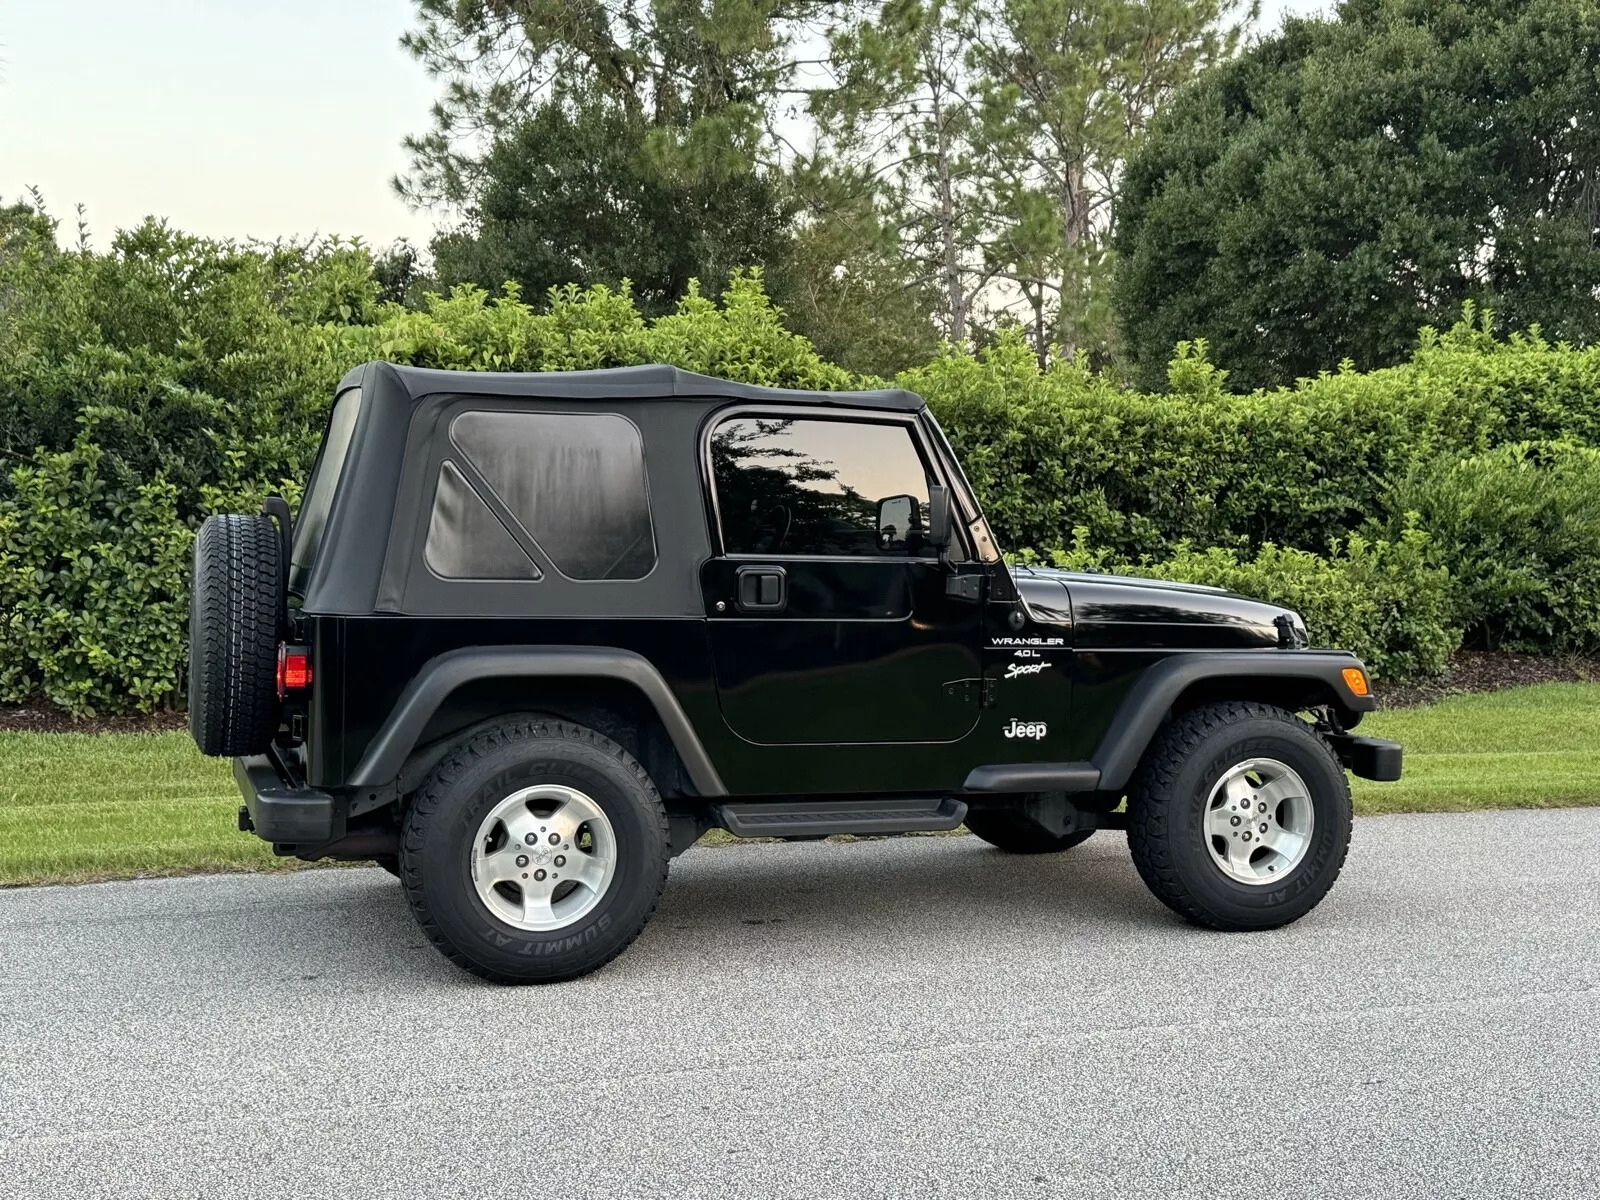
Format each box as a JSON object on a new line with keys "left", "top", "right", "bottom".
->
{"left": 1203, "top": 757, "right": 1316, "bottom": 886}
{"left": 471, "top": 785, "right": 618, "bottom": 931}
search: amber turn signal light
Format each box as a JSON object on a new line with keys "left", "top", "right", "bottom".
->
{"left": 1341, "top": 667, "right": 1369, "bottom": 697}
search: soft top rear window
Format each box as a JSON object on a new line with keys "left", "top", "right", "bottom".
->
{"left": 290, "top": 387, "right": 362, "bottom": 593}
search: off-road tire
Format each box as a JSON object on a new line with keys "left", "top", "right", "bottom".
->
{"left": 188, "top": 514, "right": 283, "bottom": 757}
{"left": 400, "top": 718, "right": 671, "bottom": 984}
{"left": 965, "top": 808, "right": 1095, "bottom": 855}
{"left": 1127, "top": 701, "right": 1351, "bottom": 931}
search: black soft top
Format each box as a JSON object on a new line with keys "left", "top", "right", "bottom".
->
{"left": 335, "top": 362, "right": 925, "bottom": 412}
{"left": 299, "top": 361, "right": 929, "bottom": 618}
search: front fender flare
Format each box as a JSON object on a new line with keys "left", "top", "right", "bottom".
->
{"left": 345, "top": 646, "right": 726, "bottom": 796}
{"left": 1091, "top": 650, "right": 1376, "bottom": 792}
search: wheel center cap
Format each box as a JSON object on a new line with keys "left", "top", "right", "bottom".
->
{"left": 529, "top": 845, "right": 553, "bottom": 866}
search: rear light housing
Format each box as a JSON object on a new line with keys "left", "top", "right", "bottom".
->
{"left": 277, "top": 644, "right": 312, "bottom": 697}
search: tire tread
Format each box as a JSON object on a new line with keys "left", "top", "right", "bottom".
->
{"left": 400, "top": 717, "right": 671, "bottom": 984}
{"left": 1127, "top": 701, "right": 1351, "bottom": 930}
{"left": 188, "top": 514, "right": 281, "bottom": 756}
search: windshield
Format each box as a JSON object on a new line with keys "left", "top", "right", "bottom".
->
{"left": 289, "top": 387, "right": 361, "bottom": 594}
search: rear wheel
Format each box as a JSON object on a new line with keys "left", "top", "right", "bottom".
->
{"left": 965, "top": 808, "right": 1095, "bottom": 855}
{"left": 400, "top": 718, "right": 670, "bottom": 984}
{"left": 1127, "top": 701, "right": 1351, "bottom": 931}
{"left": 187, "top": 514, "right": 283, "bottom": 757}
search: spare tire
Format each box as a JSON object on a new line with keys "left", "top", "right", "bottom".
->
{"left": 188, "top": 514, "right": 284, "bottom": 757}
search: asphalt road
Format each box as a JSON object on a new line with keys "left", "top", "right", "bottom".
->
{"left": 3, "top": 809, "right": 1598, "bottom": 1200}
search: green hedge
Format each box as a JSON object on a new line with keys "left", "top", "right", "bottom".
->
{"left": 4, "top": 210, "right": 1600, "bottom": 712}
{"left": 0, "top": 441, "right": 190, "bottom": 712}
{"left": 1025, "top": 526, "right": 1460, "bottom": 682}
{"left": 1388, "top": 442, "right": 1600, "bottom": 652}
{"left": 908, "top": 313, "right": 1600, "bottom": 564}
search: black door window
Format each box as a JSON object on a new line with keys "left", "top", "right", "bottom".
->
{"left": 710, "top": 417, "right": 933, "bottom": 557}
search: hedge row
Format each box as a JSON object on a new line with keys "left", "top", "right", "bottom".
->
{"left": 912, "top": 317, "right": 1600, "bottom": 562}
{"left": 1023, "top": 525, "right": 1460, "bottom": 683}
{"left": 5, "top": 213, "right": 1600, "bottom": 711}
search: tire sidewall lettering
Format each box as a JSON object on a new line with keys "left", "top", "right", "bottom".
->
{"left": 406, "top": 723, "right": 667, "bottom": 979}
{"left": 1171, "top": 721, "right": 1350, "bottom": 917}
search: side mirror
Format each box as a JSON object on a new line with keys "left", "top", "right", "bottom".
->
{"left": 926, "top": 484, "right": 951, "bottom": 550}
{"left": 876, "top": 494, "right": 919, "bottom": 551}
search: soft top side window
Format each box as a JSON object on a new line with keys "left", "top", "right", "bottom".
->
{"left": 425, "top": 409, "right": 657, "bottom": 582}
{"left": 710, "top": 416, "right": 934, "bottom": 557}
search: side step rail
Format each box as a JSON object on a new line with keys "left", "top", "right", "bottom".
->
{"left": 712, "top": 798, "right": 969, "bottom": 839}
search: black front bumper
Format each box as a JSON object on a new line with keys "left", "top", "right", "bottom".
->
{"left": 1325, "top": 734, "right": 1404, "bottom": 782}
{"left": 233, "top": 752, "right": 341, "bottom": 844}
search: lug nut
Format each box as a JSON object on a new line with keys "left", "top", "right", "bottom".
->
{"left": 548, "top": 833, "right": 560, "bottom": 846}
{"left": 1259, "top": 823, "right": 1268, "bottom": 834}
{"left": 1230, "top": 816, "right": 1240, "bottom": 827}
{"left": 1258, "top": 802, "right": 1267, "bottom": 813}
{"left": 516, "top": 855, "right": 529, "bottom": 868}
{"left": 554, "top": 855, "right": 566, "bottom": 867}
{"left": 1242, "top": 832, "right": 1252, "bottom": 842}
{"left": 534, "top": 869, "right": 547, "bottom": 881}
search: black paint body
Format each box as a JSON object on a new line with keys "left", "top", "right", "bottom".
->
{"left": 287, "top": 362, "right": 1366, "bottom": 806}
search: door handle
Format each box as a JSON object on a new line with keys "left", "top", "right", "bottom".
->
{"left": 735, "top": 565, "right": 787, "bottom": 612}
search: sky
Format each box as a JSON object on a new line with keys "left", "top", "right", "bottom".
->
{"left": 0, "top": 0, "right": 1330, "bottom": 251}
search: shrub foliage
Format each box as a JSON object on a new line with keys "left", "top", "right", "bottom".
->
{"left": 4, "top": 209, "right": 1600, "bottom": 710}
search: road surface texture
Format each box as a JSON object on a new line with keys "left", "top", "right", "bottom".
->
{"left": 2, "top": 808, "right": 1597, "bottom": 1199}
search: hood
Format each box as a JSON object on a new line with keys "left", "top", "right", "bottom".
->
{"left": 1012, "top": 564, "right": 1295, "bottom": 651}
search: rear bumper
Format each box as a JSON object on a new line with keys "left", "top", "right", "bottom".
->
{"left": 233, "top": 753, "right": 340, "bottom": 844}
{"left": 1325, "top": 734, "right": 1403, "bottom": 782}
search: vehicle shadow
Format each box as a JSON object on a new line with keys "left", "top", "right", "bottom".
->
{"left": 217, "top": 834, "right": 1170, "bottom": 989}
{"left": 654, "top": 833, "right": 1160, "bottom": 932}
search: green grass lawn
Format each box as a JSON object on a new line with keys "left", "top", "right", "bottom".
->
{"left": 0, "top": 733, "right": 274, "bottom": 886}
{"left": 1350, "top": 683, "right": 1600, "bottom": 814}
{"left": 2, "top": 682, "right": 1596, "bottom": 887}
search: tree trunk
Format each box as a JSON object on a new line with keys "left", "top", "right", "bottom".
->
{"left": 930, "top": 76, "right": 967, "bottom": 343}
{"left": 1057, "top": 157, "right": 1090, "bottom": 357}
{"left": 1029, "top": 281, "right": 1047, "bottom": 367}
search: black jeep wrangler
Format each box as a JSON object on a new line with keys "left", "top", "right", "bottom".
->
{"left": 189, "top": 362, "right": 1401, "bottom": 983}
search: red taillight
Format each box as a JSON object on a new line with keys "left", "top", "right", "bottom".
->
{"left": 277, "top": 644, "right": 312, "bottom": 696}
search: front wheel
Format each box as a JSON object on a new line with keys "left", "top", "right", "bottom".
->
{"left": 400, "top": 718, "right": 670, "bottom": 983}
{"left": 1127, "top": 702, "right": 1352, "bottom": 931}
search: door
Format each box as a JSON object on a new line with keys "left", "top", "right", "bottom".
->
{"left": 702, "top": 411, "right": 985, "bottom": 745}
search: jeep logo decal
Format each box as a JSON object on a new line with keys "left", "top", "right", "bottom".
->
{"left": 1002, "top": 718, "right": 1048, "bottom": 739}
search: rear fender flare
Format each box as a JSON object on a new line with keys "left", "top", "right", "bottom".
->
{"left": 346, "top": 646, "right": 726, "bottom": 796}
